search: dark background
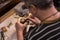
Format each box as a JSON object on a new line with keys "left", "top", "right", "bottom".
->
{"left": 0, "top": 0, "right": 21, "bottom": 17}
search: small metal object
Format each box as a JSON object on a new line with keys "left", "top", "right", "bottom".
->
{"left": 20, "top": 18, "right": 29, "bottom": 24}
{"left": 7, "top": 22, "right": 13, "bottom": 28}
{"left": 20, "top": 18, "right": 26, "bottom": 24}
{"left": 1, "top": 27, "right": 7, "bottom": 32}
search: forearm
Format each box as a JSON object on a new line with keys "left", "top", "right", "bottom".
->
{"left": 16, "top": 30, "right": 24, "bottom": 40}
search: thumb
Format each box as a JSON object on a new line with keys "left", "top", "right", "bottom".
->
{"left": 24, "top": 22, "right": 28, "bottom": 27}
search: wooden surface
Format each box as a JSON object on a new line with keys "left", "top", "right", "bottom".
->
{"left": 0, "top": 8, "right": 19, "bottom": 40}
{"left": 0, "top": 0, "right": 21, "bottom": 17}
{"left": 0, "top": 9, "right": 14, "bottom": 23}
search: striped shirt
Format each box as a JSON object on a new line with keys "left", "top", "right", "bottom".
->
{"left": 24, "top": 20, "right": 60, "bottom": 40}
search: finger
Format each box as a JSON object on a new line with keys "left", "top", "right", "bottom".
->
{"left": 17, "top": 18, "right": 23, "bottom": 25}
{"left": 28, "top": 17, "right": 37, "bottom": 24}
{"left": 28, "top": 17, "right": 41, "bottom": 25}
{"left": 34, "top": 17, "right": 41, "bottom": 23}
{"left": 24, "top": 22, "right": 28, "bottom": 25}
{"left": 27, "top": 13, "right": 35, "bottom": 19}
{"left": 34, "top": 17, "right": 41, "bottom": 24}
{"left": 17, "top": 18, "right": 20, "bottom": 23}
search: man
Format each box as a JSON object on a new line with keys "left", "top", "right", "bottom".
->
{"left": 15, "top": 0, "right": 60, "bottom": 40}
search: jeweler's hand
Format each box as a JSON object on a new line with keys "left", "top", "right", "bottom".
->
{"left": 15, "top": 18, "right": 27, "bottom": 31}
{"left": 28, "top": 16, "right": 41, "bottom": 25}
